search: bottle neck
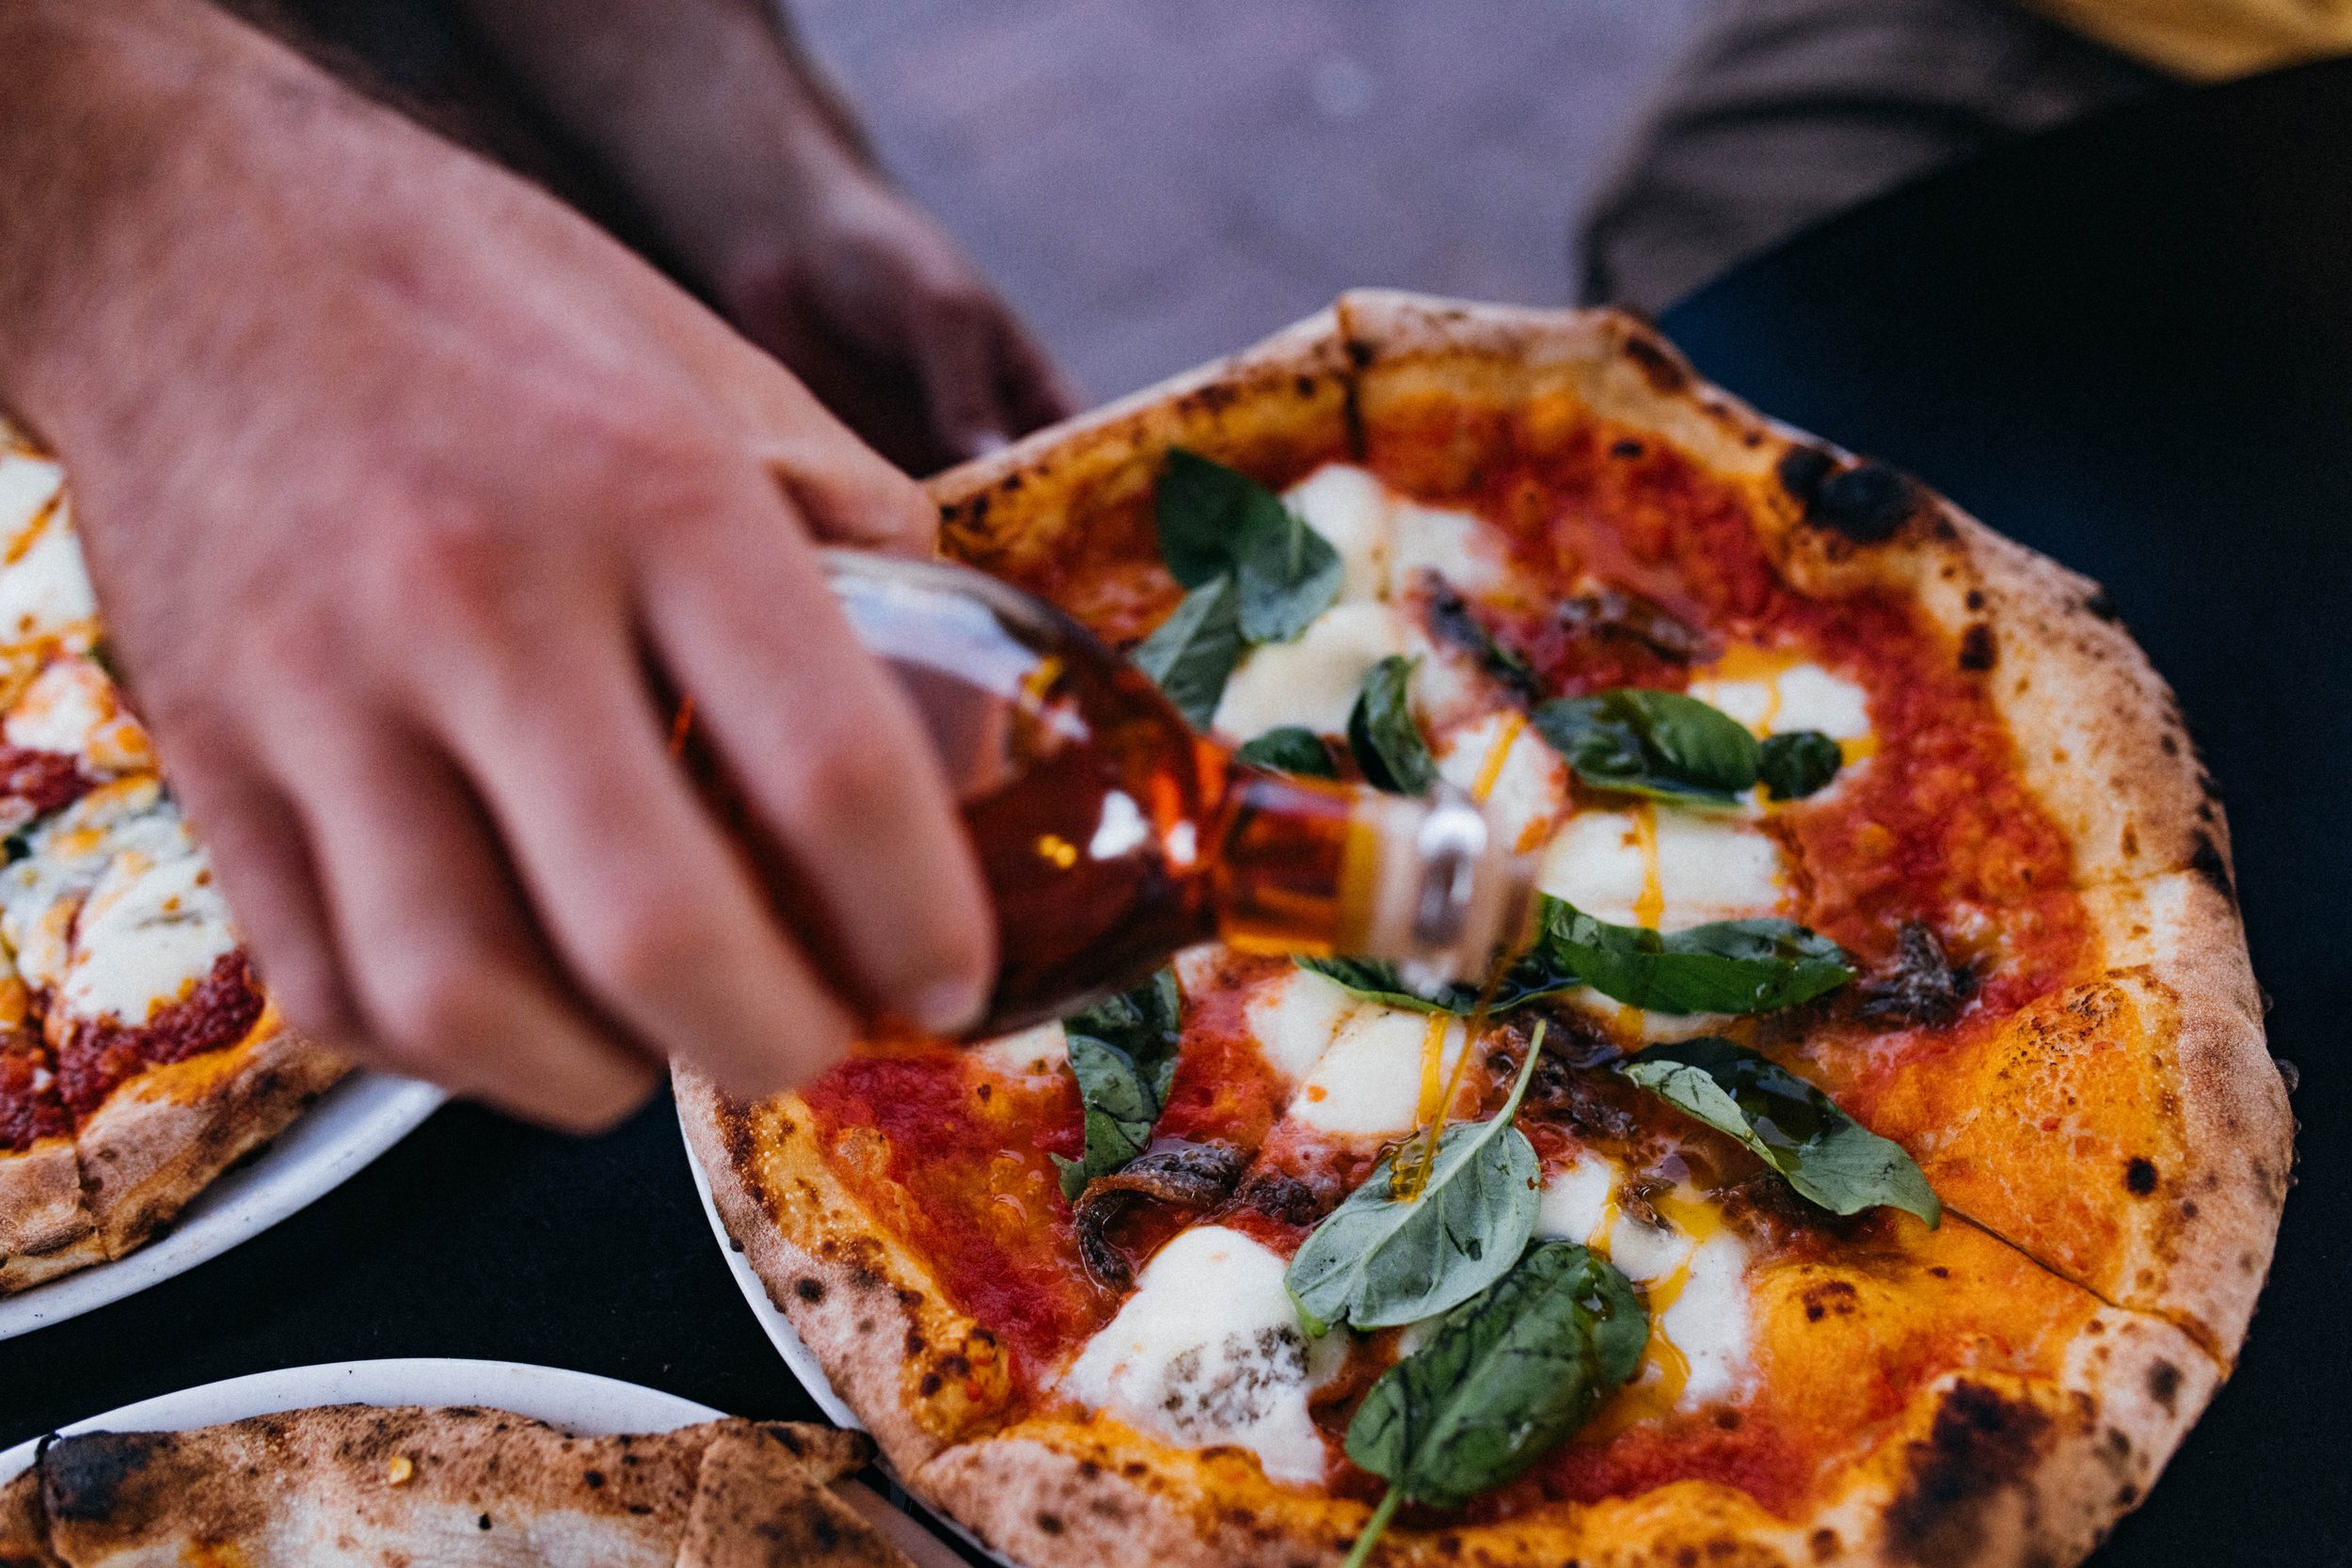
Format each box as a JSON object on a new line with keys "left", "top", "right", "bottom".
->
{"left": 1209, "top": 761, "right": 1537, "bottom": 988}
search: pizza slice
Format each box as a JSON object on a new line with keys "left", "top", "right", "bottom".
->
{"left": 0, "top": 430, "right": 347, "bottom": 1291}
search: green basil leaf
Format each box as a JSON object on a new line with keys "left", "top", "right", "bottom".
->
{"left": 1347, "top": 656, "right": 1438, "bottom": 796}
{"left": 1154, "top": 450, "right": 1341, "bottom": 643}
{"left": 1296, "top": 954, "right": 1578, "bottom": 1017}
{"left": 1758, "top": 730, "right": 1843, "bottom": 800}
{"left": 1342, "top": 1241, "right": 1645, "bottom": 1567}
{"left": 1053, "top": 971, "right": 1184, "bottom": 1202}
{"left": 1619, "top": 1037, "right": 1940, "bottom": 1225}
{"left": 1536, "top": 898, "right": 1854, "bottom": 1014}
{"left": 1530, "top": 688, "right": 1758, "bottom": 804}
{"left": 1234, "top": 726, "right": 1338, "bottom": 778}
{"left": 1287, "top": 1037, "right": 1545, "bottom": 1333}
{"left": 1132, "top": 576, "right": 1243, "bottom": 729}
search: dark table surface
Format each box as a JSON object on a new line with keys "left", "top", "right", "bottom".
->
{"left": 5, "top": 54, "right": 2348, "bottom": 1568}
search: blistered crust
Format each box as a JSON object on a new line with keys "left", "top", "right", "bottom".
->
{"left": 0, "top": 1137, "right": 98, "bottom": 1293}
{"left": 675, "top": 1070, "right": 1014, "bottom": 1474}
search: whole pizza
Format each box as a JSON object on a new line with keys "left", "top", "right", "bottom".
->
{"left": 0, "top": 429, "right": 344, "bottom": 1293}
{"left": 678, "top": 293, "right": 2292, "bottom": 1568}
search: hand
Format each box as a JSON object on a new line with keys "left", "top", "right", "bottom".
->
{"left": 447, "top": 0, "right": 1081, "bottom": 475}
{"left": 712, "top": 163, "right": 1080, "bottom": 476}
{"left": 0, "top": 1, "right": 996, "bottom": 1130}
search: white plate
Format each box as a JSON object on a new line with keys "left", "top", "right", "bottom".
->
{"left": 0, "top": 1358, "right": 966, "bottom": 1568}
{"left": 0, "top": 1071, "right": 446, "bottom": 1340}
{"left": 679, "top": 1103, "right": 1018, "bottom": 1568}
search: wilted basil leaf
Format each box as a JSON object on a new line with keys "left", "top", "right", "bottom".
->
{"left": 1154, "top": 449, "right": 1341, "bottom": 644}
{"left": 1340, "top": 1242, "right": 1646, "bottom": 1567}
{"left": 1758, "top": 730, "right": 1843, "bottom": 800}
{"left": 1131, "top": 577, "right": 1242, "bottom": 729}
{"left": 1619, "top": 1037, "right": 1940, "bottom": 1224}
{"left": 1531, "top": 687, "right": 1758, "bottom": 804}
{"left": 1537, "top": 899, "right": 1854, "bottom": 1014}
{"left": 1052, "top": 970, "right": 1184, "bottom": 1201}
{"left": 1287, "top": 1035, "right": 1545, "bottom": 1333}
{"left": 1297, "top": 954, "right": 1578, "bottom": 1017}
{"left": 1235, "top": 725, "right": 1338, "bottom": 777}
{"left": 1348, "top": 656, "right": 1438, "bottom": 795}
{"left": 1425, "top": 579, "right": 1545, "bottom": 705}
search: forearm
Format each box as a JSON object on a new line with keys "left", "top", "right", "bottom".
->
{"left": 0, "top": 0, "right": 367, "bottom": 440}
{"left": 451, "top": 0, "right": 869, "bottom": 286}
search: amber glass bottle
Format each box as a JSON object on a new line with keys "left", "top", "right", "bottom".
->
{"left": 821, "top": 552, "right": 1535, "bottom": 1037}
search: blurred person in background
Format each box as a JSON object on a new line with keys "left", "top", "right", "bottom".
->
{"left": 1580, "top": 0, "right": 2352, "bottom": 311}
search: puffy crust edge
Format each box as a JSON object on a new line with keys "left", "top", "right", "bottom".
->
{"left": 72, "top": 1015, "right": 350, "bottom": 1257}
{"left": 675, "top": 1070, "right": 1013, "bottom": 1476}
{"left": 913, "top": 1306, "right": 2216, "bottom": 1568}
{"left": 0, "top": 1136, "right": 97, "bottom": 1293}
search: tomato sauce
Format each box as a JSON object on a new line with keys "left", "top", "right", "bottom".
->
{"left": 56, "top": 950, "right": 265, "bottom": 1117}
{"left": 0, "top": 1036, "right": 68, "bottom": 1152}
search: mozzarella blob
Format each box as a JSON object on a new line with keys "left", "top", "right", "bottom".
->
{"left": 1435, "top": 711, "right": 1566, "bottom": 853}
{"left": 1212, "top": 600, "right": 1406, "bottom": 739}
{"left": 1283, "top": 464, "right": 1506, "bottom": 605}
{"left": 0, "top": 448, "right": 63, "bottom": 542}
{"left": 968, "top": 1021, "right": 1068, "bottom": 1079}
{"left": 5, "top": 657, "right": 152, "bottom": 774}
{"left": 1059, "top": 1227, "right": 1337, "bottom": 1484}
{"left": 0, "top": 497, "right": 97, "bottom": 651}
{"left": 1687, "top": 659, "right": 1871, "bottom": 741}
{"left": 1285, "top": 1006, "right": 1467, "bottom": 1137}
{"left": 1244, "top": 968, "right": 1356, "bottom": 1084}
{"left": 1536, "top": 807, "right": 1784, "bottom": 928}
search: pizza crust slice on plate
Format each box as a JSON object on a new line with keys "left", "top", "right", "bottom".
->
{"left": 682, "top": 293, "right": 2291, "bottom": 1568}
{"left": 0, "top": 432, "right": 348, "bottom": 1295}
{"left": 0, "top": 1405, "right": 905, "bottom": 1567}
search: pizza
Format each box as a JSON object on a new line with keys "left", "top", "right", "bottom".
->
{"left": 678, "top": 293, "right": 2292, "bottom": 1568}
{"left": 0, "top": 1405, "right": 915, "bottom": 1566}
{"left": 0, "top": 426, "right": 345, "bottom": 1294}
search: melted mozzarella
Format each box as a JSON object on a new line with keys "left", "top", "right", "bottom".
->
{"left": 0, "top": 449, "right": 63, "bottom": 541}
{"left": 1537, "top": 808, "right": 1783, "bottom": 928}
{"left": 1435, "top": 712, "right": 1565, "bottom": 854}
{"left": 1285, "top": 465, "right": 1390, "bottom": 603}
{"left": 1534, "top": 1153, "right": 1619, "bottom": 1243}
{"left": 62, "top": 848, "right": 236, "bottom": 1025}
{"left": 3, "top": 778, "right": 190, "bottom": 998}
{"left": 1608, "top": 1211, "right": 1696, "bottom": 1282}
{"left": 1387, "top": 499, "right": 1504, "bottom": 597}
{"left": 1687, "top": 659, "right": 1871, "bottom": 741}
{"left": 1661, "top": 1233, "right": 1752, "bottom": 1405}
{"left": 1244, "top": 968, "right": 1355, "bottom": 1084}
{"left": 0, "top": 499, "right": 97, "bottom": 652}
{"left": 1287, "top": 1006, "right": 1466, "bottom": 1137}
{"left": 1058, "top": 1227, "right": 1338, "bottom": 1484}
{"left": 5, "top": 657, "right": 151, "bottom": 774}
{"left": 1212, "top": 601, "right": 1407, "bottom": 739}
{"left": 968, "top": 1021, "right": 1067, "bottom": 1078}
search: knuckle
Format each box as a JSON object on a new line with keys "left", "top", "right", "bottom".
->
{"left": 371, "top": 951, "right": 501, "bottom": 1071}
{"left": 576, "top": 883, "right": 717, "bottom": 1004}
{"left": 771, "top": 719, "right": 910, "bottom": 840}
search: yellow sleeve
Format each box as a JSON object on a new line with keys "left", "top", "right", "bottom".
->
{"left": 2017, "top": 0, "right": 2352, "bottom": 78}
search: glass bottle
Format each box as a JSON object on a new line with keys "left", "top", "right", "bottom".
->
{"left": 771, "top": 552, "right": 1536, "bottom": 1038}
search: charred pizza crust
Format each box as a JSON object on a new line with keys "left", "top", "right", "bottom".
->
{"left": 685, "top": 294, "right": 2291, "bottom": 1568}
{"left": 0, "top": 1405, "right": 899, "bottom": 1567}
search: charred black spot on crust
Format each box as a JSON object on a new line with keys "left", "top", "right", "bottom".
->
{"left": 1958, "top": 624, "right": 1997, "bottom": 673}
{"left": 2125, "top": 1158, "right": 2159, "bottom": 1196}
{"left": 2083, "top": 588, "right": 2122, "bottom": 622}
{"left": 813, "top": 1511, "right": 842, "bottom": 1551}
{"left": 1884, "top": 1383, "right": 2054, "bottom": 1567}
{"left": 918, "top": 1371, "right": 945, "bottom": 1398}
{"left": 1860, "top": 924, "right": 1978, "bottom": 1029}
{"left": 1811, "top": 1528, "right": 1842, "bottom": 1562}
{"left": 1236, "top": 1173, "right": 1323, "bottom": 1227}
{"left": 2188, "top": 834, "right": 2235, "bottom": 901}
{"left": 1295, "top": 375, "right": 1318, "bottom": 399}
{"left": 1073, "top": 1142, "right": 1248, "bottom": 1289}
{"left": 1776, "top": 446, "right": 1836, "bottom": 508}
{"left": 38, "top": 1433, "right": 180, "bottom": 1522}
{"left": 1810, "top": 463, "right": 1919, "bottom": 543}
{"left": 1963, "top": 590, "right": 1986, "bottom": 612}
{"left": 1620, "top": 333, "right": 1690, "bottom": 393}
{"left": 794, "top": 1276, "right": 825, "bottom": 1304}
{"left": 1802, "top": 1280, "right": 1861, "bottom": 1323}
{"left": 1036, "top": 1512, "right": 1067, "bottom": 1536}
{"left": 582, "top": 1470, "right": 605, "bottom": 1489}
{"left": 1345, "top": 339, "right": 1375, "bottom": 368}
{"left": 1611, "top": 438, "right": 1646, "bottom": 459}
{"left": 2147, "top": 1360, "right": 2183, "bottom": 1413}
{"left": 478, "top": 1514, "right": 493, "bottom": 1530}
